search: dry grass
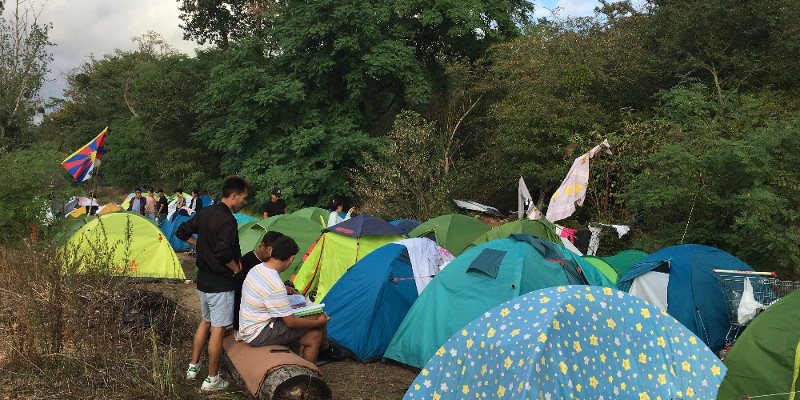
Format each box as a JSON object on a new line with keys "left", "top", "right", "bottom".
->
{"left": 1, "top": 242, "right": 418, "bottom": 399}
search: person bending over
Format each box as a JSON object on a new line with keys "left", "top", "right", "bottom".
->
{"left": 238, "top": 236, "right": 344, "bottom": 363}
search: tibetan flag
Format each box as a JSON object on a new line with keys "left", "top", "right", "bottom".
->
{"left": 61, "top": 127, "right": 108, "bottom": 182}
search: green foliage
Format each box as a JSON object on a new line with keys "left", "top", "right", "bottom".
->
{"left": 648, "top": 0, "right": 800, "bottom": 96}
{"left": 477, "top": 14, "right": 659, "bottom": 212}
{"left": 623, "top": 85, "right": 800, "bottom": 276}
{"left": 353, "top": 110, "right": 454, "bottom": 220}
{"left": 0, "top": 142, "right": 78, "bottom": 243}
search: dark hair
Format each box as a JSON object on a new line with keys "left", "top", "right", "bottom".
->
{"left": 330, "top": 198, "right": 342, "bottom": 210}
{"left": 157, "top": 188, "right": 164, "bottom": 193}
{"left": 192, "top": 189, "right": 200, "bottom": 195}
{"left": 134, "top": 188, "right": 141, "bottom": 192}
{"left": 175, "top": 188, "right": 183, "bottom": 194}
{"left": 221, "top": 176, "right": 251, "bottom": 198}
{"left": 261, "top": 231, "right": 285, "bottom": 246}
{"left": 270, "top": 236, "right": 299, "bottom": 261}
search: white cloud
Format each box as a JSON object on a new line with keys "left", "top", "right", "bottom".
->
{"left": 31, "top": 0, "right": 199, "bottom": 99}
{"left": 533, "top": 0, "right": 598, "bottom": 19}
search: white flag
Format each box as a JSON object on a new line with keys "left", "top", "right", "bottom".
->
{"left": 518, "top": 176, "right": 532, "bottom": 219}
{"left": 546, "top": 139, "right": 611, "bottom": 222}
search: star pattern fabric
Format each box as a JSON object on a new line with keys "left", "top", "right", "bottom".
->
{"left": 404, "top": 286, "right": 725, "bottom": 400}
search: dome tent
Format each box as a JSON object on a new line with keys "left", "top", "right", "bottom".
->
{"left": 404, "top": 286, "right": 726, "bottom": 400}
{"left": 384, "top": 233, "right": 613, "bottom": 369}
{"left": 324, "top": 238, "right": 450, "bottom": 362}
{"left": 62, "top": 212, "right": 185, "bottom": 280}
{"left": 408, "top": 214, "right": 490, "bottom": 256}
{"left": 617, "top": 244, "right": 755, "bottom": 354}
{"left": 237, "top": 214, "right": 323, "bottom": 280}
{"left": 292, "top": 214, "right": 405, "bottom": 302}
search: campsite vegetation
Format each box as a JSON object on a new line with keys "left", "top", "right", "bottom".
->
{"left": 1, "top": 0, "right": 800, "bottom": 395}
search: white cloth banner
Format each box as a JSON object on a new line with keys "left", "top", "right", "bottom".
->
{"left": 546, "top": 139, "right": 611, "bottom": 222}
{"left": 394, "top": 238, "right": 454, "bottom": 295}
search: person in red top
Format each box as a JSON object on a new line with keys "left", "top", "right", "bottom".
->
{"left": 177, "top": 176, "right": 250, "bottom": 392}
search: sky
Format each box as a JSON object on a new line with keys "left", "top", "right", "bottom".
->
{"left": 25, "top": 0, "right": 599, "bottom": 101}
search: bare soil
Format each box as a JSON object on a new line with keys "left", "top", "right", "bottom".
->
{"left": 150, "top": 252, "right": 418, "bottom": 400}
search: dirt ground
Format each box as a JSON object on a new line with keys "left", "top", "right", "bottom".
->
{"left": 152, "top": 252, "right": 419, "bottom": 400}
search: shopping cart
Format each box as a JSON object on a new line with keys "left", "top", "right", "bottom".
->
{"left": 713, "top": 269, "right": 800, "bottom": 349}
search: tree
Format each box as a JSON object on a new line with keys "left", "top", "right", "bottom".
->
{"left": 622, "top": 84, "right": 800, "bottom": 277}
{"left": 352, "top": 110, "right": 453, "bottom": 220}
{"left": 0, "top": 0, "right": 52, "bottom": 152}
{"left": 0, "top": 142, "right": 79, "bottom": 243}
{"left": 647, "top": 0, "right": 800, "bottom": 99}
{"left": 479, "top": 13, "right": 658, "bottom": 214}
{"left": 177, "top": 0, "right": 269, "bottom": 49}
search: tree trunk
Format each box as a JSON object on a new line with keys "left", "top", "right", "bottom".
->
{"left": 221, "top": 352, "right": 331, "bottom": 400}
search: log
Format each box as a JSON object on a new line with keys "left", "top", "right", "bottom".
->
{"left": 221, "top": 335, "right": 330, "bottom": 400}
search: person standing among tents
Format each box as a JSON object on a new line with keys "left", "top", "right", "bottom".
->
{"left": 189, "top": 189, "right": 203, "bottom": 212}
{"left": 127, "top": 188, "right": 146, "bottom": 215}
{"left": 155, "top": 189, "right": 168, "bottom": 226}
{"left": 144, "top": 188, "right": 157, "bottom": 223}
{"left": 233, "top": 231, "right": 287, "bottom": 330}
{"left": 177, "top": 176, "right": 250, "bottom": 392}
{"left": 238, "top": 236, "right": 345, "bottom": 363}
{"left": 327, "top": 198, "right": 355, "bottom": 227}
{"left": 262, "top": 187, "right": 288, "bottom": 218}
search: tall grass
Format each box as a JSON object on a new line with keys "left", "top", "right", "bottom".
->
{"left": 0, "top": 232, "right": 222, "bottom": 399}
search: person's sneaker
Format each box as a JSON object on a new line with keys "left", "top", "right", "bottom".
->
{"left": 186, "top": 363, "right": 201, "bottom": 379}
{"left": 200, "top": 376, "right": 229, "bottom": 392}
{"left": 317, "top": 345, "right": 347, "bottom": 362}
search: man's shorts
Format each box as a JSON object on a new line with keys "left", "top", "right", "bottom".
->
{"left": 198, "top": 290, "right": 234, "bottom": 327}
{"left": 248, "top": 318, "right": 306, "bottom": 347}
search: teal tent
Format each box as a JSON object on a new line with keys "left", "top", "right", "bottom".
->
{"left": 384, "top": 234, "right": 614, "bottom": 368}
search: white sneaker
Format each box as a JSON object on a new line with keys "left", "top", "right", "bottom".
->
{"left": 200, "top": 376, "right": 229, "bottom": 392}
{"left": 186, "top": 363, "right": 201, "bottom": 379}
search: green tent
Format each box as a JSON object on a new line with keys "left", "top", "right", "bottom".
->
{"left": 465, "top": 219, "right": 563, "bottom": 251}
{"left": 717, "top": 289, "right": 800, "bottom": 399}
{"left": 602, "top": 249, "right": 648, "bottom": 277}
{"left": 238, "top": 214, "right": 324, "bottom": 280}
{"left": 61, "top": 212, "right": 185, "bottom": 280}
{"left": 291, "top": 207, "right": 330, "bottom": 228}
{"left": 384, "top": 234, "right": 614, "bottom": 369}
{"left": 408, "top": 214, "right": 491, "bottom": 256}
{"left": 582, "top": 255, "right": 621, "bottom": 283}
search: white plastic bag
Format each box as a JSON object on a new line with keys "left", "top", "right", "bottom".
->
{"left": 737, "top": 277, "right": 765, "bottom": 324}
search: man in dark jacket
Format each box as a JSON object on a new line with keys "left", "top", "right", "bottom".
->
{"left": 177, "top": 176, "right": 250, "bottom": 392}
{"left": 127, "top": 188, "right": 146, "bottom": 215}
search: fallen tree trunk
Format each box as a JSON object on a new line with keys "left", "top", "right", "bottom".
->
{"left": 221, "top": 334, "right": 330, "bottom": 400}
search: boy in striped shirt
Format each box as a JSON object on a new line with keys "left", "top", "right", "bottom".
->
{"left": 238, "top": 236, "right": 343, "bottom": 363}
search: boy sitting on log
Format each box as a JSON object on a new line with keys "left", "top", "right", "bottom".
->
{"left": 238, "top": 236, "right": 345, "bottom": 363}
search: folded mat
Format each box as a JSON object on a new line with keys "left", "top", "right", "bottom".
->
{"left": 223, "top": 334, "right": 322, "bottom": 397}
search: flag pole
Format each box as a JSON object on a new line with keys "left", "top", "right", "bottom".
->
{"left": 88, "top": 128, "right": 108, "bottom": 215}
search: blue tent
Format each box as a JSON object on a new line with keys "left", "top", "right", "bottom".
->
{"left": 160, "top": 213, "right": 194, "bottom": 252}
{"left": 389, "top": 219, "right": 420, "bottom": 235}
{"left": 200, "top": 195, "right": 213, "bottom": 208}
{"left": 404, "top": 286, "right": 726, "bottom": 400}
{"left": 233, "top": 213, "right": 258, "bottom": 224}
{"left": 325, "top": 243, "right": 418, "bottom": 362}
{"left": 326, "top": 213, "right": 406, "bottom": 237}
{"left": 617, "top": 244, "right": 754, "bottom": 354}
{"left": 384, "top": 234, "right": 614, "bottom": 369}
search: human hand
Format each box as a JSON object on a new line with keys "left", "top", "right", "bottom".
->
{"left": 348, "top": 207, "right": 355, "bottom": 214}
{"left": 317, "top": 313, "right": 331, "bottom": 326}
{"left": 286, "top": 286, "right": 298, "bottom": 295}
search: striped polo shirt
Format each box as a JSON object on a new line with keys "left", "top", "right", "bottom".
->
{"left": 237, "top": 263, "right": 293, "bottom": 343}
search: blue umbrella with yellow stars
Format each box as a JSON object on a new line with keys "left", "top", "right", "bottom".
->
{"left": 403, "top": 285, "right": 726, "bottom": 400}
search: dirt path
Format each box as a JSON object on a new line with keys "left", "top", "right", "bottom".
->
{"left": 153, "top": 252, "right": 419, "bottom": 399}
